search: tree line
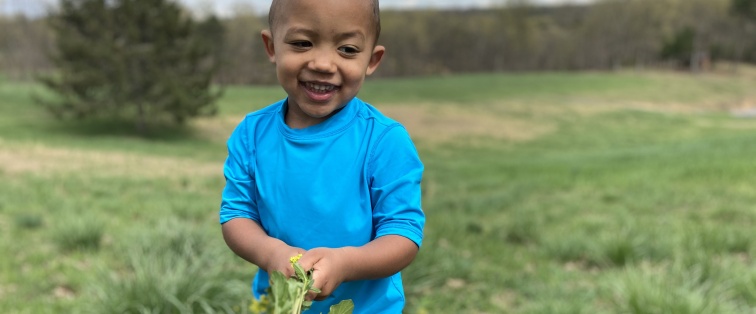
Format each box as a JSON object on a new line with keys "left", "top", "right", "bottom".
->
{"left": 1, "top": 0, "right": 755, "bottom": 85}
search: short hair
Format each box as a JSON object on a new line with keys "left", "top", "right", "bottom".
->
{"left": 267, "top": 0, "right": 381, "bottom": 45}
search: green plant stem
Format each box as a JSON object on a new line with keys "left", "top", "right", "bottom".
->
{"left": 291, "top": 286, "right": 305, "bottom": 314}
{"left": 294, "top": 270, "right": 313, "bottom": 314}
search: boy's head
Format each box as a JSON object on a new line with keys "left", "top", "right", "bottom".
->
{"left": 268, "top": 0, "right": 381, "bottom": 46}
{"left": 261, "top": 0, "right": 385, "bottom": 129}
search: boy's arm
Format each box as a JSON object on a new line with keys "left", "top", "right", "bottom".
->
{"left": 340, "top": 235, "right": 418, "bottom": 280}
{"left": 221, "top": 119, "right": 304, "bottom": 276}
{"left": 222, "top": 218, "right": 305, "bottom": 277}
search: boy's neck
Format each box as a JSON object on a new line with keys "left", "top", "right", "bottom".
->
{"left": 283, "top": 100, "right": 347, "bottom": 129}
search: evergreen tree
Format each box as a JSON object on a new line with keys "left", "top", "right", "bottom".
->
{"left": 39, "top": 0, "right": 223, "bottom": 133}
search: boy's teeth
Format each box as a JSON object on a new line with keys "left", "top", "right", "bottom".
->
{"left": 306, "top": 82, "right": 335, "bottom": 92}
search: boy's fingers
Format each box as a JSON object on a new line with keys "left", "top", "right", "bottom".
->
{"left": 305, "top": 287, "right": 319, "bottom": 301}
{"left": 282, "top": 268, "right": 294, "bottom": 278}
{"left": 295, "top": 250, "right": 321, "bottom": 271}
{"left": 295, "top": 249, "right": 333, "bottom": 300}
{"left": 309, "top": 269, "right": 327, "bottom": 300}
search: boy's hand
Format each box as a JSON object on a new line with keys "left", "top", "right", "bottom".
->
{"left": 297, "top": 247, "right": 352, "bottom": 301}
{"left": 266, "top": 245, "right": 306, "bottom": 278}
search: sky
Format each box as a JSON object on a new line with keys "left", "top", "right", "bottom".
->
{"left": 0, "top": 0, "right": 595, "bottom": 17}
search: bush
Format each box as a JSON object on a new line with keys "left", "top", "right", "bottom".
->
{"left": 39, "top": 0, "right": 224, "bottom": 134}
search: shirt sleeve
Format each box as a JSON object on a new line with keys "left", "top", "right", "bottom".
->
{"left": 368, "top": 125, "right": 425, "bottom": 247}
{"left": 219, "top": 118, "right": 259, "bottom": 224}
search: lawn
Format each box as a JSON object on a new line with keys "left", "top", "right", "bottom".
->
{"left": 1, "top": 69, "right": 756, "bottom": 313}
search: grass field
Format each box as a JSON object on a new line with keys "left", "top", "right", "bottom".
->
{"left": 1, "top": 69, "right": 756, "bottom": 313}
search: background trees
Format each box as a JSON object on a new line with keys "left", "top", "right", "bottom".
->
{"left": 214, "top": 3, "right": 274, "bottom": 85}
{"left": 1, "top": 0, "right": 754, "bottom": 86}
{"left": 38, "top": 0, "right": 223, "bottom": 133}
{"left": 0, "top": 15, "right": 52, "bottom": 81}
{"left": 731, "top": 0, "right": 756, "bottom": 64}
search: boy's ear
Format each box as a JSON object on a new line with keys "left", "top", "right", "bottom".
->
{"left": 365, "top": 45, "right": 385, "bottom": 76}
{"left": 261, "top": 29, "right": 276, "bottom": 63}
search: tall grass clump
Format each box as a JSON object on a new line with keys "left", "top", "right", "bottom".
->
{"left": 15, "top": 213, "right": 44, "bottom": 230}
{"left": 501, "top": 206, "right": 543, "bottom": 245}
{"left": 689, "top": 224, "right": 752, "bottom": 255}
{"left": 609, "top": 263, "right": 740, "bottom": 313}
{"left": 52, "top": 215, "right": 104, "bottom": 252}
{"left": 88, "top": 224, "right": 248, "bottom": 314}
{"left": 738, "top": 271, "right": 756, "bottom": 308}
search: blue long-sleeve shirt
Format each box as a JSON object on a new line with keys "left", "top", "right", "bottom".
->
{"left": 220, "top": 97, "right": 425, "bottom": 313}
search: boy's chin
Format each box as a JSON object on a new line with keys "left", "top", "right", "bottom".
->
{"left": 303, "top": 107, "right": 339, "bottom": 119}
{"left": 301, "top": 101, "right": 346, "bottom": 115}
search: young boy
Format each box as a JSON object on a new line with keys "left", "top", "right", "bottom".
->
{"left": 219, "top": 0, "right": 425, "bottom": 312}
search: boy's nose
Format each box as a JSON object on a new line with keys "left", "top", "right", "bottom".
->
{"left": 307, "top": 51, "right": 336, "bottom": 73}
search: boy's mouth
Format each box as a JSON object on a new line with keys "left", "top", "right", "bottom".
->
{"left": 301, "top": 81, "right": 339, "bottom": 102}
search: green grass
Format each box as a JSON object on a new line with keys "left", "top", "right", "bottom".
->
{"left": 2, "top": 70, "right": 756, "bottom": 313}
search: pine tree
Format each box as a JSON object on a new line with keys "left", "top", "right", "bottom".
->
{"left": 39, "top": 0, "right": 223, "bottom": 133}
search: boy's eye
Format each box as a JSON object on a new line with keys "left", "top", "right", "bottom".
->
{"left": 289, "top": 41, "right": 312, "bottom": 49}
{"left": 338, "top": 46, "right": 359, "bottom": 55}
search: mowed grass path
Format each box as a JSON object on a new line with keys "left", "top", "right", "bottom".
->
{"left": 1, "top": 70, "right": 756, "bottom": 313}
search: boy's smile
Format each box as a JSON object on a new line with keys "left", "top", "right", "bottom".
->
{"left": 262, "top": 0, "right": 384, "bottom": 129}
{"left": 301, "top": 81, "right": 338, "bottom": 103}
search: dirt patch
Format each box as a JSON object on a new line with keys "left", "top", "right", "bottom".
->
{"left": 53, "top": 285, "right": 76, "bottom": 300}
{"left": 490, "top": 290, "right": 518, "bottom": 311}
{"left": 196, "top": 105, "right": 555, "bottom": 144}
{"left": 0, "top": 284, "right": 16, "bottom": 299}
{"left": 193, "top": 99, "right": 755, "bottom": 146}
{"left": 379, "top": 104, "right": 554, "bottom": 144}
{"left": 0, "top": 141, "right": 221, "bottom": 178}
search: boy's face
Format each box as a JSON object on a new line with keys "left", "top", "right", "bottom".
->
{"left": 262, "top": 0, "right": 384, "bottom": 129}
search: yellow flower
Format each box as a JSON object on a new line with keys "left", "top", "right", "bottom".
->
{"left": 289, "top": 253, "right": 303, "bottom": 264}
{"left": 249, "top": 295, "right": 270, "bottom": 314}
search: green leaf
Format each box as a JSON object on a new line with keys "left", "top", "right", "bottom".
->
{"left": 269, "top": 272, "right": 288, "bottom": 303}
{"left": 292, "top": 262, "right": 308, "bottom": 281}
{"left": 266, "top": 267, "right": 348, "bottom": 314}
{"left": 287, "top": 279, "right": 302, "bottom": 298}
{"left": 302, "top": 300, "right": 313, "bottom": 308}
{"left": 328, "top": 300, "right": 355, "bottom": 314}
{"left": 269, "top": 271, "right": 301, "bottom": 314}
